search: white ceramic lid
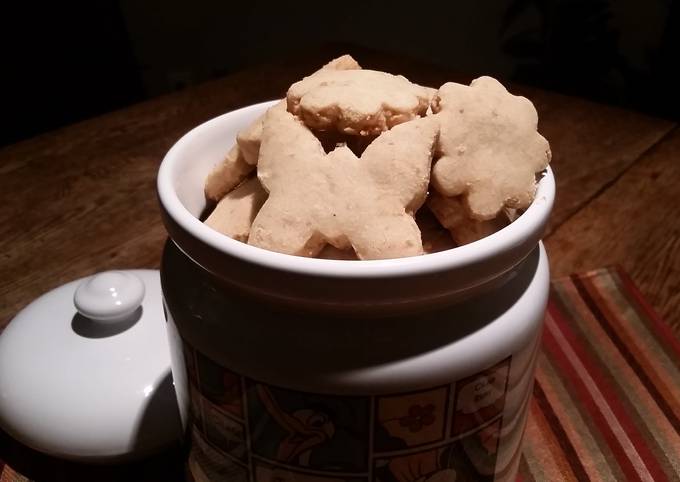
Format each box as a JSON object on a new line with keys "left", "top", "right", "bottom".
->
{"left": 0, "top": 270, "right": 183, "bottom": 462}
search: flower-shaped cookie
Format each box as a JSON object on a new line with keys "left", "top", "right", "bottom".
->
{"left": 287, "top": 70, "right": 432, "bottom": 135}
{"left": 431, "top": 77, "right": 551, "bottom": 220}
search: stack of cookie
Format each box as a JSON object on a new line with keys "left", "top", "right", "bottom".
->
{"left": 203, "top": 55, "right": 551, "bottom": 260}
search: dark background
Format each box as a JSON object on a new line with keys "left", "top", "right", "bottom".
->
{"left": 2, "top": 0, "right": 678, "bottom": 147}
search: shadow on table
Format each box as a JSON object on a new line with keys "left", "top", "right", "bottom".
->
{"left": 0, "top": 374, "right": 186, "bottom": 482}
{"left": 0, "top": 431, "right": 185, "bottom": 482}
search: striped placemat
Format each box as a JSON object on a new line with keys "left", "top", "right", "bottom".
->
{"left": 521, "top": 267, "right": 680, "bottom": 482}
{"left": 1, "top": 267, "right": 678, "bottom": 481}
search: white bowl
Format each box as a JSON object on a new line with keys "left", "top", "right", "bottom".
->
{"left": 157, "top": 101, "right": 555, "bottom": 315}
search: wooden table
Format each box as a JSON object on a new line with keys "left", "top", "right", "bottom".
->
{"left": 1, "top": 46, "right": 679, "bottom": 480}
{"left": 3, "top": 47, "right": 678, "bottom": 335}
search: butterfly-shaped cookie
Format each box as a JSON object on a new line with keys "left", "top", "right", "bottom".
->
{"left": 249, "top": 107, "right": 438, "bottom": 259}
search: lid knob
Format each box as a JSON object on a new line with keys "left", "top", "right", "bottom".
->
{"left": 74, "top": 271, "right": 145, "bottom": 323}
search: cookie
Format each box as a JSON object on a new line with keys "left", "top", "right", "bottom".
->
{"left": 204, "top": 145, "right": 253, "bottom": 202}
{"left": 427, "top": 192, "right": 507, "bottom": 246}
{"left": 204, "top": 176, "right": 268, "bottom": 242}
{"left": 287, "top": 69, "right": 432, "bottom": 135}
{"left": 430, "top": 76, "right": 551, "bottom": 220}
{"left": 235, "top": 116, "right": 265, "bottom": 166}
{"left": 204, "top": 55, "right": 361, "bottom": 201}
{"left": 322, "top": 54, "right": 362, "bottom": 71}
{"left": 248, "top": 108, "right": 438, "bottom": 259}
{"left": 235, "top": 55, "right": 364, "bottom": 165}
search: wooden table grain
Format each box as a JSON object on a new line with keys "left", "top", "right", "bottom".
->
{"left": 0, "top": 46, "right": 678, "bottom": 480}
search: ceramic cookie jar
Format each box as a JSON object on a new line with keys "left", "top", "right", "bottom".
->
{"left": 157, "top": 101, "right": 555, "bottom": 482}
